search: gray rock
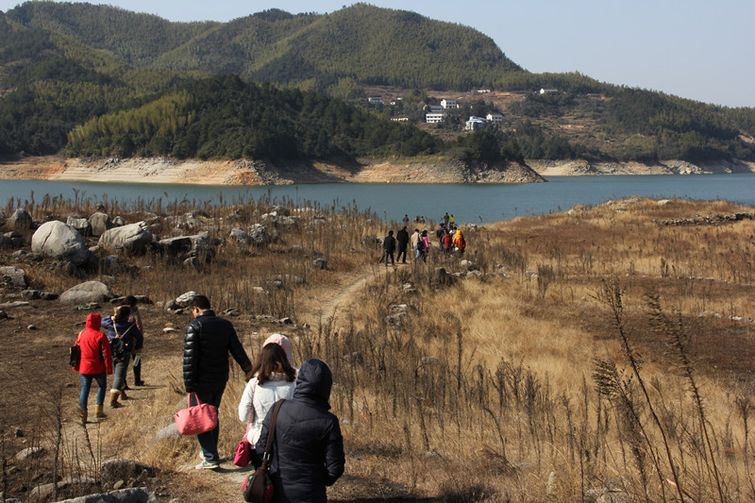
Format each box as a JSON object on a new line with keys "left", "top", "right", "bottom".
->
{"left": 100, "top": 459, "right": 156, "bottom": 483}
{"left": 0, "top": 266, "right": 27, "bottom": 288}
{"left": 66, "top": 216, "right": 91, "bottom": 235}
{"left": 31, "top": 221, "right": 91, "bottom": 265}
{"left": 229, "top": 228, "right": 249, "bottom": 245}
{"left": 27, "top": 324, "right": 37, "bottom": 330}
{"left": 248, "top": 223, "right": 269, "bottom": 245}
{"left": 313, "top": 257, "right": 328, "bottom": 270}
{"left": 6, "top": 208, "right": 32, "bottom": 231}
{"left": 459, "top": 259, "right": 477, "bottom": 271}
{"left": 59, "top": 281, "right": 113, "bottom": 304}
{"left": 99, "top": 222, "right": 153, "bottom": 255}
{"left": 22, "top": 289, "right": 58, "bottom": 300}
{"left": 111, "top": 216, "right": 126, "bottom": 227}
{"left": 0, "top": 234, "right": 13, "bottom": 249}
{"left": 173, "top": 291, "right": 197, "bottom": 308}
{"left": 15, "top": 446, "right": 45, "bottom": 461}
{"left": 0, "top": 301, "right": 31, "bottom": 309}
{"left": 88, "top": 212, "right": 111, "bottom": 237}
{"left": 56, "top": 486, "right": 157, "bottom": 503}
{"left": 159, "top": 232, "right": 212, "bottom": 262}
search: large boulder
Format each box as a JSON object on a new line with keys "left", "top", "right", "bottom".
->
{"left": 248, "top": 224, "right": 270, "bottom": 245}
{"left": 31, "top": 221, "right": 91, "bottom": 265}
{"left": 6, "top": 208, "right": 32, "bottom": 231}
{"left": 158, "top": 232, "right": 212, "bottom": 262}
{"left": 59, "top": 281, "right": 112, "bottom": 304}
{"left": 88, "top": 212, "right": 111, "bottom": 237}
{"left": 98, "top": 222, "right": 153, "bottom": 254}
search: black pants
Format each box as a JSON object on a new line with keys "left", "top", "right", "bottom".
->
{"left": 383, "top": 251, "right": 395, "bottom": 266}
{"left": 192, "top": 383, "right": 226, "bottom": 463}
{"left": 397, "top": 246, "right": 408, "bottom": 263}
{"left": 132, "top": 353, "right": 142, "bottom": 384}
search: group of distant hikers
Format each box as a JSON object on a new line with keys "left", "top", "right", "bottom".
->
{"left": 74, "top": 294, "right": 344, "bottom": 502}
{"left": 381, "top": 211, "right": 467, "bottom": 266}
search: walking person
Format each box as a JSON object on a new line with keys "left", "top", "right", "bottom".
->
{"left": 75, "top": 313, "right": 113, "bottom": 424}
{"left": 402, "top": 214, "right": 410, "bottom": 227}
{"left": 238, "top": 341, "right": 296, "bottom": 462}
{"left": 443, "top": 212, "right": 450, "bottom": 228}
{"left": 382, "top": 230, "right": 396, "bottom": 267}
{"left": 410, "top": 228, "right": 420, "bottom": 260}
{"left": 183, "top": 295, "right": 253, "bottom": 469}
{"left": 255, "top": 359, "right": 345, "bottom": 503}
{"left": 442, "top": 229, "right": 453, "bottom": 255}
{"left": 123, "top": 296, "right": 145, "bottom": 387}
{"left": 101, "top": 305, "right": 141, "bottom": 408}
{"left": 396, "top": 226, "right": 410, "bottom": 264}
{"left": 420, "top": 230, "right": 431, "bottom": 262}
{"left": 453, "top": 228, "right": 466, "bottom": 256}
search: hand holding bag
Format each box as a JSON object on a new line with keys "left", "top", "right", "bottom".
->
{"left": 243, "top": 400, "right": 284, "bottom": 503}
{"left": 173, "top": 393, "right": 218, "bottom": 436}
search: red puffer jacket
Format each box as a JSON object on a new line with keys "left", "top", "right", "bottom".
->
{"left": 77, "top": 313, "right": 113, "bottom": 375}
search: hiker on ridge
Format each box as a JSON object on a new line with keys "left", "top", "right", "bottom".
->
{"left": 382, "top": 230, "right": 396, "bottom": 267}
{"left": 184, "top": 295, "right": 253, "bottom": 469}
{"left": 76, "top": 312, "right": 113, "bottom": 424}
{"left": 396, "top": 226, "right": 410, "bottom": 264}
{"left": 255, "top": 359, "right": 345, "bottom": 503}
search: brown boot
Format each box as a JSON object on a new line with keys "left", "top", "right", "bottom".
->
{"left": 79, "top": 407, "right": 87, "bottom": 425}
{"left": 95, "top": 404, "right": 107, "bottom": 419}
{"left": 110, "top": 390, "right": 122, "bottom": 409}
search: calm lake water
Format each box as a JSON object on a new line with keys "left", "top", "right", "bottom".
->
{"left": 1, "top": 175, "right": 754, "bottom": 224}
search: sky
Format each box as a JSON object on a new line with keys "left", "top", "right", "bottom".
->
{"left": 1, "top": 0, "right": 753, "bottom": 107}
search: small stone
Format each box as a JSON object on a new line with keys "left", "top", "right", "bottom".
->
{"left": 279, "top": 317, "right": 294, "bottom": 325}
{"left": 27, "top": 324, "right": 37, "bottom": 330}
{"left": 223, "top": 308, "right": 240, "bottom": 317}
{"left": 0, "top": 310, "right": 8, "bottom": 320}
{"left": 163, "top": 327, "right": 178, "bottom": 334}
{"left": 15, "top": 446, "right": 45, "bottom": 461}
{"left": 13, "top": 427, "right": 24, "bottom": 437}
{"left": 0, "top": 301, "right": 31, "bottom": 309}
{"left": 313, "top": 257, "right": 328, "bottom": 270}
{"left": 112, "top": 480, "right": 125, "bottom": 490}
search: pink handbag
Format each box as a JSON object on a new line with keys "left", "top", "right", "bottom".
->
{"left": 174, "top": 393, "right": 218, "bottom": 436}
{"left": 234, "top": 437, "right": 252, "bottom": 467}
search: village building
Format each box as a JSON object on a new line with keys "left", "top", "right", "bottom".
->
{"left": 539, "top": 88, "right": 558, "bottom": 95}
{"left": 440, "top": 99, "right": 459, "bottom": 109}
{"left": 368, "top": 96, "right": 384, "bottom": 105}
{"left": 426, "top": 104, "right": 444, "bottom": 113}
{"left": 486, "top": 112, "right": 503, "bottom": 125}
{"left": 465, "top": 116, "right": 486, "bottom": 131}
{"left": 425, "top": 112, "right": 447, "bottom": 124}
{"left": 391, "top": 117, "right": 409, "bottom": 122}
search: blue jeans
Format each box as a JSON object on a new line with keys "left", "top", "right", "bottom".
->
{"left": 192, "top": 384, "right": 226, "bottom": 464}
{"left": 79, "top": 374, "right": 107, "bottom": 410}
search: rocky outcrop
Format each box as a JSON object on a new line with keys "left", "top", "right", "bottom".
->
{"left": 6, "top": 208, "right": 33, "bottom": 231}
{"left": 31, "top": 221, "right": 91, "bottom": 265}
{"left": 88, "top": 211, "right": 111, "bottom": 236}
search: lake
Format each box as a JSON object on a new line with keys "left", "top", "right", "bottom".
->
{"left": 1, "top": 175, "right": 754, "bottom": 224}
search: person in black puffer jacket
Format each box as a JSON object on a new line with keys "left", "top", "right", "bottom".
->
{"left": 183, "top": 295, "right": 253, "bottom": 469}
{"left": 256, "top": 359, "right": 345, "bottom": 503}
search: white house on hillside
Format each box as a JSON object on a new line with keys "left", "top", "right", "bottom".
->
{"left": 486, "top": 112, "right": 503, "bottom": 125}
{"left": 368, "top": 96, "right": 384, "bottom": 105}
{"left": 465, "top": 116, "right": 486, "bottom": 131}
{"left": 539, "top": 88, "right": 558, "bottom": 95}
{"left": 440, "top": 99, "right": 459, "bottom": 109}
{"left": 426, "top": 104, "right": 444, "bottom": 113}
{"left": 391, "top": 117, "right": 409, "bottom": 122}
{"left": 426, "top": 113, "right": 447, "bottom": 124}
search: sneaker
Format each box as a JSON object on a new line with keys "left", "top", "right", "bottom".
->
{"left": 195, "top": 460, "right": 220, "bottom": 470}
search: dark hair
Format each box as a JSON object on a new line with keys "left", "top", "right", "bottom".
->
{"left": 252, "top": 343, "right": 296, "bottom": 385}
{"left": 124, "top": 295, "right": 137, "bottom": 307}
{"left": 388, "top": 230, "right": 394, "bottom": 236}
{"left": 191, "top": 295, "right": 211, "bottom": 310}
{"left": 113, "top": 305, "right": 131, "bottom": 322}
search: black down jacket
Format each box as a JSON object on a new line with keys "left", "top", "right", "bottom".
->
{"left": 183, "top": 310, "right": 252, "bottom": 392}
{"left": 256, "top": 359, "right": 345, "bottom": 503}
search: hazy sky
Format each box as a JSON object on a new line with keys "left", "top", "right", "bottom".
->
{"left": 2, "top": 0, "right": 753, "bottom": 107}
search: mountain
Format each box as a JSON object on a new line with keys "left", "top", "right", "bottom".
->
{"left": 3, "top": 2, "right": 520, "bottom": 90}
{"left": 0, "top": 1, "right": 754, "bottom": 167}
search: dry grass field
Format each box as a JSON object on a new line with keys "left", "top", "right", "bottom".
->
{"left": 1, "top": 195, "right": 753, "bottom": 502}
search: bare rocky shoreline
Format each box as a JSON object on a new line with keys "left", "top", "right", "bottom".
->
{"left": 0, "top": 156, "right": 753, "bottom": 186}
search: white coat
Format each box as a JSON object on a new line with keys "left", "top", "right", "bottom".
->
{"left": 237, "top": 374, "right": 296, "bottom": 444}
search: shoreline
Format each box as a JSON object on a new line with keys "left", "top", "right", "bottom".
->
{"left": 0, "top": 156, "right": 753, "bottom": 186}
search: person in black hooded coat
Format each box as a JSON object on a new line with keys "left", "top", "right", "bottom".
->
{"left": 255, "top": 359, "right": 345, "bottom": 503}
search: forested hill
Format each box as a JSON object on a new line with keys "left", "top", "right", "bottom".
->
{"left": 2, "top": 2, "right": 521, "bottom": 89}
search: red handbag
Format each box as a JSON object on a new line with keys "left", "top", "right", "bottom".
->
{"left": 174, "top": 393, "right": 218, "bottom": 436}
{"left": 234, "top": 436, "right": 252, "bottom": 467}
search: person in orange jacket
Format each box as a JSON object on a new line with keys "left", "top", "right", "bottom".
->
{"left": 76, "top": 312, "right": 113, "bottom": 424}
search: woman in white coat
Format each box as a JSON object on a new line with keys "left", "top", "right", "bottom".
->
{"left": 238, "top": 338, "right": 297, "bottom": 448}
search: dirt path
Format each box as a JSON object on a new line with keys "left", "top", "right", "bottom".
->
{"left": 79, "top": 264, "right": 387, "bottom": 502}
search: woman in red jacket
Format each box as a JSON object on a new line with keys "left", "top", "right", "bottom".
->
{"left": 76, "top": 312, "right": 113, "bottom": 424}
